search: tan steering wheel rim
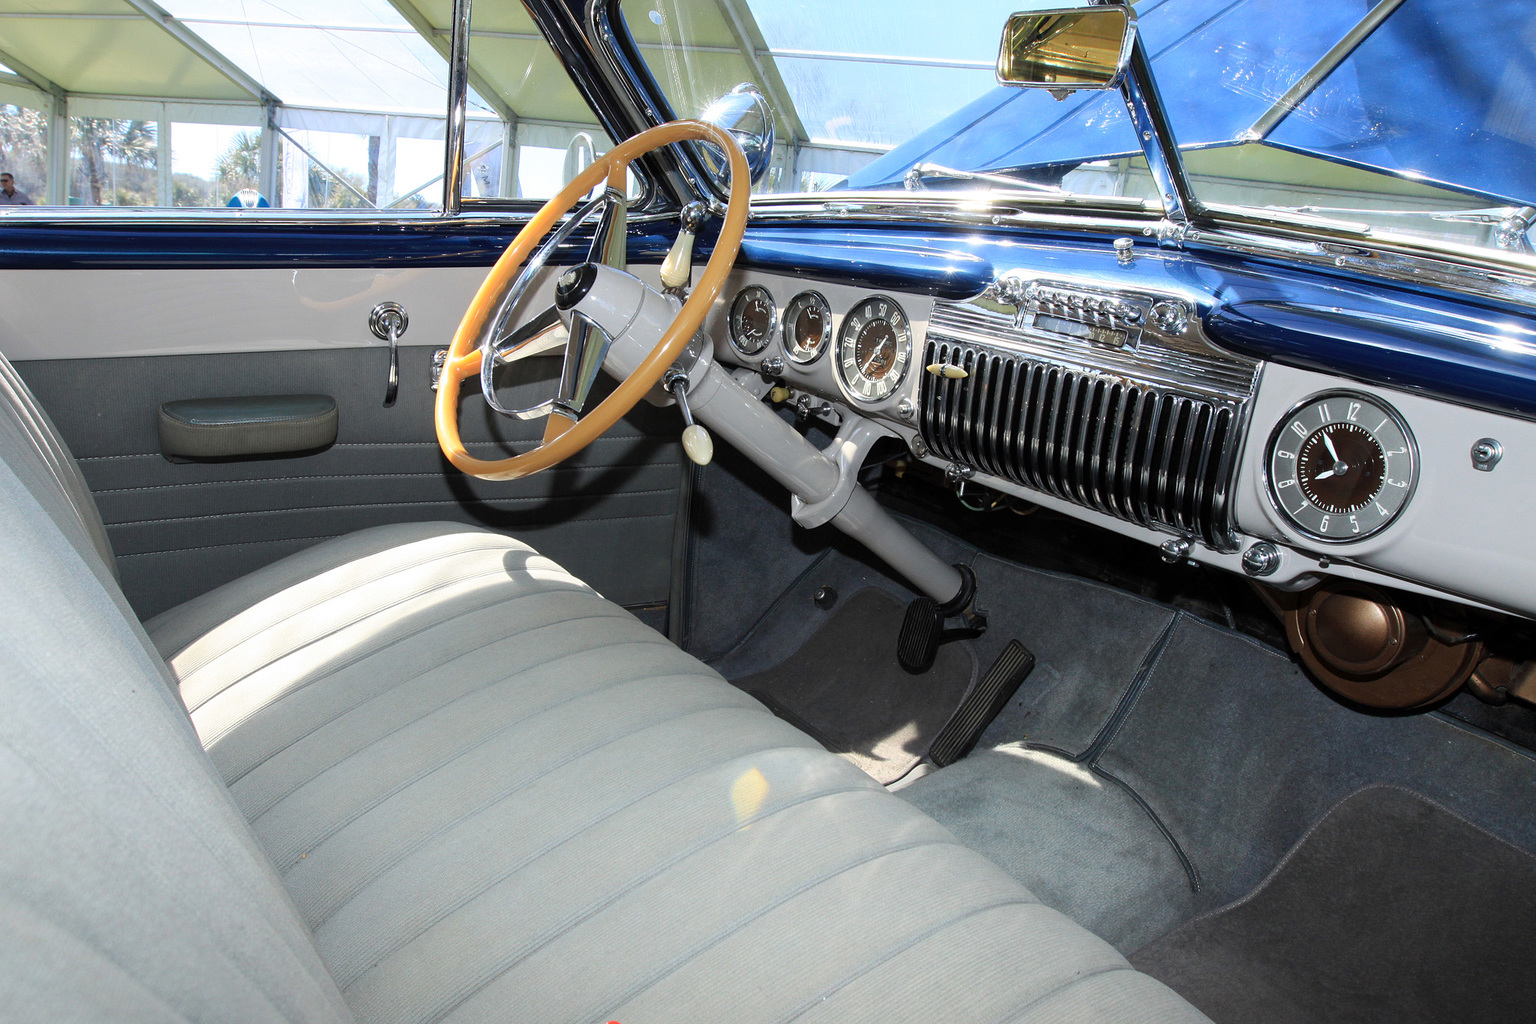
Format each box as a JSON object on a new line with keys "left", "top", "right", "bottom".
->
{"left": 434, "top": 120, "right": 750, "bottom": 481}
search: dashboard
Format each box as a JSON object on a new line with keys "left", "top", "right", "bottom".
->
{"left": 702, "top": 264, "right": 1536, "bottom": 628}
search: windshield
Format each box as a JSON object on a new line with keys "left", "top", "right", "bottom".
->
{"left": 620, "top": 0, "right": 1536, "bottom": 255}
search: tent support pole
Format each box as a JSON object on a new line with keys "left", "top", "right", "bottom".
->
{"left": 259, "top": 102, "right": 278, "bottom": 204}
{"left": 48, "top": 93, "right": 68, "bottom": 206}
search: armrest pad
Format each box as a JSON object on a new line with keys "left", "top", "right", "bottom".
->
{"left": 158, "top": 395, "right": 337, "bottom": 459}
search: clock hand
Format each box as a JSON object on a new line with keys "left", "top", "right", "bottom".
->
{"left": 1321, "top": 429, "right": 1341, "bottom": 463}
{"left": 1313, "top": 469, "right": 1336, "bottom": 481}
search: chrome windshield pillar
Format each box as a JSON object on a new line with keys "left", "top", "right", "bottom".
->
{"left": 1120, "top": 35, "right": 1201, "bottom": 233}
{"left": 442, "top": 0, "right": 472, "bottom": 216}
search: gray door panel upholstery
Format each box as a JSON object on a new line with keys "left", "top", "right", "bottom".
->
{"left": 18, "top": 346, "right": 684, "bottom": 619}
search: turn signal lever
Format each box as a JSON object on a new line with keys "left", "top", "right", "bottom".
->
{"left": 663, "top": 367, "right": 713, "bottom": 466}
{"left": 660, "top": 202, "right": 708, "bottom": 294}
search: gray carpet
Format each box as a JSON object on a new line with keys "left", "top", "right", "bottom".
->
{"left": 1132, "top": 786, "right": 1536, "bottom": 1024}
{"left": 1093, "top": 613, "right": 1536, "bottom": 909}
{"left": 900, "top": 746, "right": 1194, "bottom": 952}
{"left": 732, "top": 587, "right": 976, "bottom": 784}
{"left": 685, "top": 470, "right": 1536, "bottom": 980}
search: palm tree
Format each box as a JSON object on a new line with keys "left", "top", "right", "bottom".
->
{"left": 215, "top": 130, "right": 262, "bottom": 202}
{"left": 72, "top": 118, "right": 157, "bottom": 206}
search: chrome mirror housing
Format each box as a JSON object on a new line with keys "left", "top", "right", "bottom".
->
{"left": 698, "top": 82, "right": 774, "bottom": 186}
{"left": 996, "top": 4, "right": 1136, "bottom": 94}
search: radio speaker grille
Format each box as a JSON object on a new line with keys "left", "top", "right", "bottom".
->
{"left": 919, "top": 338, "right": 1241, "bottom": 551}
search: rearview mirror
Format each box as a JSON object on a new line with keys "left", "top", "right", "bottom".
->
{"left": 996, "top": 4, "right": 1136, "bottom": 92}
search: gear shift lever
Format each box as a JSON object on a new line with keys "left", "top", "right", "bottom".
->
{"left": 663, "top": 367, "right": 713, "bottom": 466}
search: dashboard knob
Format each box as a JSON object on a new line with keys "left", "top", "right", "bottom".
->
{"left": 1242, "top": 542, "right": 1281, "bottom": 577}
{"left": 1150, "top": 299, "right": 1191, "bottom": 334}
{"left": 1159, "top": 537, "right": 1192, "bottom": 563}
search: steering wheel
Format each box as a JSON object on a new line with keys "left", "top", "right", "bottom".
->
{"left": 434, "top": 120, "right": 750, "bottom": 481}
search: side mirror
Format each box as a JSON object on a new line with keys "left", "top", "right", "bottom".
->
{"left": 698, "top": 83, "right": 775, "bottom": 187}
{"left": 996, "top": 4, "right": 1136, "bottom": 93}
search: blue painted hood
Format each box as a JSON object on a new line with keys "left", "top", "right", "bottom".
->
{"left": 846, "top": 0, "right": 1536, "bottom": 207}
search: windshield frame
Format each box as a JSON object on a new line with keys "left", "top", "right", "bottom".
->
{"left": 590, "top": 0, "right": 1536, "bottom": 293}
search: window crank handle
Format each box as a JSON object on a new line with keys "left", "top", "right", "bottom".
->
{"left": 370, "top": 302, "right": 409, "bottom": 407}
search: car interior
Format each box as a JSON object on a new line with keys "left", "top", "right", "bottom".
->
{"left": 4, "top": 2, "right": 1536, "bottom": 1023}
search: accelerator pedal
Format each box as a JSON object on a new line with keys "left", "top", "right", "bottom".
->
{"left": 929, "top": 640, "right": 1036, "bottom": 767}
{"left": 897, "top": 565, "right": 985, "bottom": 674}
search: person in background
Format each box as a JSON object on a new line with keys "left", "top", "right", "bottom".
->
{"left": 0, "top": 173, "right": 32, "bottom": 205}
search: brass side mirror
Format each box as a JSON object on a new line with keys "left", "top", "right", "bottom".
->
{"left": 997, "top": 4, "right": 1136, "bottom": 93}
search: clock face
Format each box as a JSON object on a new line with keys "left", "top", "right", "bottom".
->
{"left": 1266, "top": 392, "right": 1416, "bottom": 542}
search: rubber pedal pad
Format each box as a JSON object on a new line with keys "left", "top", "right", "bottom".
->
{"left": 929, "top": 640, "right": 1036, "bottom": 767}
{"left": 897, "top": 596, "right": 944, "bottom": 674}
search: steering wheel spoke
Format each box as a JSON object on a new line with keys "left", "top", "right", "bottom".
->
{"left": 436, "top": 120, "right": 749, "bottom": 481}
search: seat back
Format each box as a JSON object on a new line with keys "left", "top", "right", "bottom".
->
{"left": 0, "top": 352, "right": 117, "bottom": 579}
{"left": 0, "top": 358, "right": 350, "bottom": 1023}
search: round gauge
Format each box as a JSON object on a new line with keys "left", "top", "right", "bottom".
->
{"left": 836, "top": 295, "right": 912, "bottom": 403}
{"left": 728, "top": 285, "right": 776, "bottom": 356}
{"left": 1266, "top": 392, "right": 1416, "bottom": 542}
{"left": 783, "top": 291, "right": 833, "bottom": 364}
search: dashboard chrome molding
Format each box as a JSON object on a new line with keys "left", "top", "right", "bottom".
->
{"left": 956, "top": 281, "right": 1259, "bottom": 406}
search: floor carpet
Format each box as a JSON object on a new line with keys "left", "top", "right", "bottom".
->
{"left": 731, "top": 587, "right": 976, "bottom": 784}
{"left": 1131, "top": 786, "right": 1536, "bottom": 1024}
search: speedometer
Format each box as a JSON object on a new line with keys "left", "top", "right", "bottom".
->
{"left": 1266, "top": 392, "right": 1416, "bottom": 542}
{"left": 836, "top": 295, "right": 912, "bottom": 403}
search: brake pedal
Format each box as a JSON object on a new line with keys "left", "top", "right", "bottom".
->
{"left": 898, "top": 597, "right": 944, "bottom": 673}
{"left": 929, "top": 640, "right": 1036, "bottom": 767}
{"left": 897, "top": 565, "right": 986, "bottom": 674}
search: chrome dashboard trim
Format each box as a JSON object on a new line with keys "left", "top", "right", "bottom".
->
{"left": 937, "top": 292, "right": 1258, "bottom": 405}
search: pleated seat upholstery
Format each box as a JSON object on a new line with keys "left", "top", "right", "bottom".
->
{"left": 0, "top": 349, "right": 1209, "bottom": 1024}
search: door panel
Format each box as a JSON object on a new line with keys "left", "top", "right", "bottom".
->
{"left": 19, "top": 344, "right": 684, "bottom": 620}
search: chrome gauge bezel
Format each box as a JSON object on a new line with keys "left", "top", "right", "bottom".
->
{"left": 835, "top": 294, "right": 913, "bottom": 405}
{"left": 1265, "top": 390, "right": 1418, "bottom": 544}
{"left": 728, "top": 284, "right": 777, "bottom": 356}
{"left": 782, "top": 290, "right": 833, "bottom": 364}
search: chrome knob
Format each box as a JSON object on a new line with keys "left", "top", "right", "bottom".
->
{"left": 1151, "top": 299, "right": 1191, "bottom": 335}
{"left": 1159, "top": 537, "right": 1192, "bottom": 564}
{"left": 1241, "top": 542, "right": 1281, "bottom": 577}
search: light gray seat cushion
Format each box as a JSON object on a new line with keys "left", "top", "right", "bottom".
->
{"left": 0, "top": 344, "right": 1206, "bottom": 1024}
{"left": 145, "top": 521, "right": 1210, "bottom": 1024}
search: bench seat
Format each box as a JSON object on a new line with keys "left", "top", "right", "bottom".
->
{"left": 0, "top": 352, "right": 1208, "bottom": 1024}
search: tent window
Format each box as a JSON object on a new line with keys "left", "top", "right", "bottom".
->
{"left": 0, "top": 0, "right": 614, "bottom": 212}
{"left": 0, "top": 104, "right": 49, "bottom": 202}
{"left": 70, "top": 119, "right": 161, "bottom": 208}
